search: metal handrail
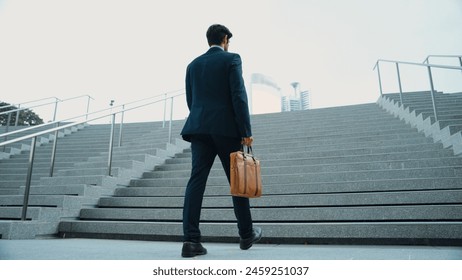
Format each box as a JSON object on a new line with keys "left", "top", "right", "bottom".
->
{"left": 1, "top": 95, "right": 94, "bottom": 152}
{"left": 1, "top": 97, "right": 61, "bottom": 132}
{"left": 373, "top": 59, "right": 462, "bottom": 70}
{"left": 0, "top": 94, "right": 95, "bottom": 117}
{"left": 1, "top": 95, "right": 94, "bottom": 122}
{"left": 423, "top": 55, "right": 462, "bottom": 65}
{"left": 1, "top": 90, "right": 185, "bottom": 154}
{"left": 373, "top": 59, "right": 462, "bottom": 122}
{"left": 0, "top": 90, "right": 185, "bottom": 221}
{"left": 0, "top": 96, "right": 59, "bottom": 110}
{"left": 0, "top": 98, "right": 61, "bottom": 117}
{"left": 1, "top": 104, "right": 109, "bottom": 139}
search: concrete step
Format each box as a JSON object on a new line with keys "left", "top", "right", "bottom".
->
{"left": 115, "top": 177, "right": 462, "bottom": 197}
{"left": 38, "top": 175, "right": 120, "bottom": 187}
{"left": 73, "top": 160, "right": 146, "bottom": 170}
{"left": 0, "top": 220, "right": 59, "bottom": 239}
{"left": 0, "top": 188, "right": 21, "bottom": 195}
{"left": 166, "top": 143, "right": 453, "bottom": 164}
{"left": 0, "top": 162, "right": 76, "bottom": 169}
{"left": 143, "top": 158, "right": 462, "bottom": 179}
{"left": 98, "top": 189, "right": 462, "bottom": 208}
{"left": 157, "top": 153, "right": 462, "bottom": 172}
{"left": 56, "top": 167, "right": 127, "bottom": 177}
{"left": 130, "top": 166, "right": 462, "bottom": 187}
{"left": 0, "top": 180, "right": 38, "bottom": 189}
{"left": 168, "top": 148, "right": 455, "bottom": 164}
{"left": 0, "top": 195, "right": 99, "bottom": 208}
{"left": 251, "top": 135, "right": 434, "bottom": 149}
{"left": 22, "top": 184, "right": 116, "bottom": 196}
{"left": 78, "top": 205, "right": 462, "bottom": 222}
{"left": 3, "top": 155, "right": 97, "bottom": 164}
{"left": 0, "top": 173, "right": 49, "bottom": 181}
{"left": 0, "top": 207, "right": 75, "bottom": 221}
{"left": 57, "top": 220, "right": 462, "bottom": 245}
{"left": 252, "top": 143, "right": 450, "bottom": 157}
{"left": 449, "top": 125, "right": 462, "bottom": 135}
{"left": 252, "top": 123, "right": 415, "bottom": 136}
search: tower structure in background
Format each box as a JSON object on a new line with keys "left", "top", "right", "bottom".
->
{"left": 282, "top": 82, "right": 310, "bottom": 112}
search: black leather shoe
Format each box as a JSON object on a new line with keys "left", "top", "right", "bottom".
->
{"left": 181, "top": 242, "right": 207, "bottom": 258}
{"left": 240, "top": 227, "right": 262, "bottom": 250}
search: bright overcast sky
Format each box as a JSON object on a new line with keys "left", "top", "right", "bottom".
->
{"left": 0, "top": 0, "right": 461, "bottom": 122}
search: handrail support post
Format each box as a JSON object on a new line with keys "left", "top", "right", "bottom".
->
{"left": 376, "top": 62, "right": 383, "bottom": 97}
{"left": 15, "top": 105, "right": 20, "bottom": 126}
{"left": 162, "top": 93, "right": 167, "bottom": 128}
{"left": 168, "top": 97, "right": 174, "bottom": 144}
{"left": 6, "top": 112, "right": 11, "bottom": 132}
{"left": 3, "top": 113, "right": 11, "bottom": 152}
{"left": 118, "top": 105, "right": 125, "bottom": 147}
{"left": 49, "top": 128, "right": 60, "bottom": 177}
{"left": 52, "top": 98, "right": 59, "bottom": 122}
{"left": 86, "top": 96, "right": 91, "bottom": 121}
{"left": 427, "top": 66, "right": 439, "bottom": 122}
{"left": 395, "top": 63, "right": 404, "bottom": 105}
{"left": 107, "top": 114, "right": 116, "bottom": 176}
{"left": 21, "top": 136, "right": 37, "bottom": 221}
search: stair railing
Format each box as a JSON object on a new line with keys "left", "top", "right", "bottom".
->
{"left": 0, "top": 90, "right": 185, "bottom": 221}
{"left": 0, "top": 97, "right": 62, "bottom": 126}
{"left": 1, "top": 95, "right": 94, "bottom": 123}
{"left": 373, "top": 59, "right": 462, "bottom": 122}
{"left": 0, "top": 95, "right": 94, "bottom": 149}
{"left": 1, "top": 97, "right": 60, "bottom": 136}
{"left": 423, "top": 55, "right": 462, "bottom": 69}
{"left": 0, "top": 89, "right": 187, "bottom": 151}
{"left": 0, "top": 96, "right": 59, "bottom": 111}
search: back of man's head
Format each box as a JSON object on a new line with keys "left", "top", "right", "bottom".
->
{"left": 206, "top": 24, "right": 233, "bottom": 46}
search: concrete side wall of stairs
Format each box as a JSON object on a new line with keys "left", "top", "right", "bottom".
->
{"left": 378, "top": 91, "right": 462, "bottom": 155}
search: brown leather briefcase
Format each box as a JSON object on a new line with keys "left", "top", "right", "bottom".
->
{"left": 230, "top": 146, "right": 262, "bottom": 198}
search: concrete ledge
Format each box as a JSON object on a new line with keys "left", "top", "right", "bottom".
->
{"left": 0, "top": 221, "right": 59, "bottom": 239}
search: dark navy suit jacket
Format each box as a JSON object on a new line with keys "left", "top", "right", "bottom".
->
{"left": 181, "top": 47, "right": 252, "bottom": 142}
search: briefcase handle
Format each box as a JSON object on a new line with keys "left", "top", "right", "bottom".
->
{"left": 240, "top": 145, "right": 253, "bottom": 154}
{"left": 240, "top": 145, "right": 258, "bottom": 163}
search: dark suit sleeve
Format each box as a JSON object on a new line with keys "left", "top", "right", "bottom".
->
{"left": 185, "top": 64, "right": 192, "bottom": 110}
{"left": 229, "top": 54, "right": 252, "bottom": 137}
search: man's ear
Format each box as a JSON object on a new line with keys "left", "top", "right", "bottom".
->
{"left": 222, "top": 35, "right": 228, "bottom": 45}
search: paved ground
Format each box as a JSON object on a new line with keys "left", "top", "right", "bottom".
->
{"left": 0, "top": 238, "right": 461, "bottom": 260}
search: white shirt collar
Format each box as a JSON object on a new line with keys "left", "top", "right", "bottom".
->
{"left": 210, "top": 45, "right": 224, "bottom": 51}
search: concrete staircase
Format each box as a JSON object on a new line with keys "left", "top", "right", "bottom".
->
{"left": 0, "top": 122, "right": 189, "bottom": 239}
{"left": 0, "top": 123, "right": 90, "bottom": 194}
{"left": 378, "top": 91, "right": 462, "bottom": 155}
{"left": 58, "top": 103, "right": 462, "bottom": 245}
{"left": 0, "top": 123, "right": 86, "bottom": 161}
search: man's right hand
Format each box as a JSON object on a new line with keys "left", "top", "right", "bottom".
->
{"left": 242, "top": 137, "right": 254, "bottom": 146}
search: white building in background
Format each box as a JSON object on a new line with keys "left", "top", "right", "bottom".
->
{"left": 281, "top": 95, "right": 300, "bottom": 112}
{"left": 300, "top": 90, "right": 311, "bottom": 110}
{"left": 281, "top": 82, "right": 311, "bottom": 112}
{"left": 248, "top": 73, "right": 281, "bottom": 115}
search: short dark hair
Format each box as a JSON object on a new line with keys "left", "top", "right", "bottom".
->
{"left": 206, "top": 24, "right": 233, "bottom": 46}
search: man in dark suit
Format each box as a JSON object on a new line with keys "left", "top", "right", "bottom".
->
{"left": 180, "top": 24, "right": 262, "bottom": 258}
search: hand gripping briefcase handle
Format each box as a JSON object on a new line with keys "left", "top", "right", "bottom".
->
{"left": 230, "top": 145, "right": 262, "bottom": 198}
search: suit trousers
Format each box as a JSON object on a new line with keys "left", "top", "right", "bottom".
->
{"left": 183, "top": 134, "right": 253, "bottom": 243}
